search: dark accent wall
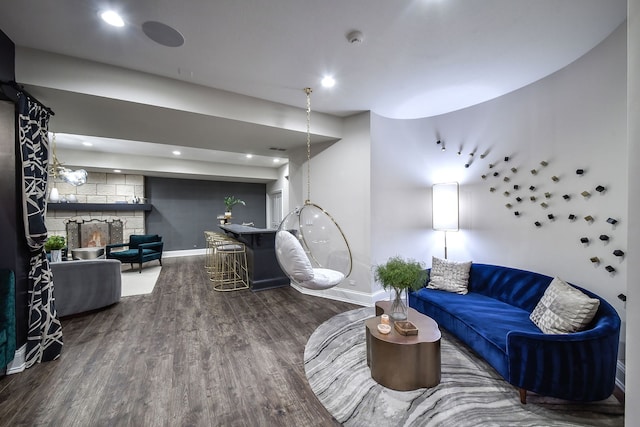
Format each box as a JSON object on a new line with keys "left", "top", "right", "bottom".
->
{"left": 0, "top": 28, "right": 29, "bottom": 351}
{"left": 0, "top": 28, "right": 15, "bottom": 83}
{"left": 146, "top": 177, "right": 267, "bottom": 251}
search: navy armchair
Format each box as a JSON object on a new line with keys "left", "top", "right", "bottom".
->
{"left": 106, "top": 234, "right": 163, "bottom": 273}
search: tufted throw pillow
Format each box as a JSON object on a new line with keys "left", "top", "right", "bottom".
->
{"left": 530, "top": 277, "right": 600, "bottom": 334}
{"left": 426, "top": 256, "right": 472, "bottom": 295}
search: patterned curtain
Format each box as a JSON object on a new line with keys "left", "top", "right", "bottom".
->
{"left": 17, "top": 95, "right": 63, "bottom": 366}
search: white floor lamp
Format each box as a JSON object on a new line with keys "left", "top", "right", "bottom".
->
{"left": 432, "top": 182, "right": 459, "bottom": 259}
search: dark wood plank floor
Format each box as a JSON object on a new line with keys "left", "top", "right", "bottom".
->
{"left": 0, "top": 256, "right": 359, "bottom": 426}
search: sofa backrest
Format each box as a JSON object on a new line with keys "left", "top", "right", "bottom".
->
{"left": 468, "top": 263, "right": 554, "bottom": 312}
{"left": 467, "top": 264, "right": 620, "bottom": 330}
{"left": 129, "top": 234, "right": 161, "bottom": 249}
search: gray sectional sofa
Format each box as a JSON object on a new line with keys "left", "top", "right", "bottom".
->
{"left": 51, "top": 259, "right": 121, "bottom": 317}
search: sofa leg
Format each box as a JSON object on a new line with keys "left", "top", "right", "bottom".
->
{"left": 519, "top": 388, "right": 527, "bottom": 404}
{"left": 139, "top": 263, "right": 142, "bottom": 274}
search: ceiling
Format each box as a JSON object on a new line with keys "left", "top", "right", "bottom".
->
{"left": 0, "top": 0, "right": 627, "bottom": 181}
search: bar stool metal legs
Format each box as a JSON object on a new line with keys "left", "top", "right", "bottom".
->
{"left": 204, "top": 231, "right": 249, "bottom": 291}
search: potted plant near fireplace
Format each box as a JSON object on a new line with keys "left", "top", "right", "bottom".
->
{"left": 374, "top": 256, "right": 427, "bottom": 321}
{"left": 45, "top": 235, "right": 66, "bottom": 263}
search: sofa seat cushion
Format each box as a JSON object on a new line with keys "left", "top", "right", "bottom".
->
{"left": 111, "top": 248, "right": 158, "bottom": 260}
{"left": 410, "top": 288, "right": 539, "bottom": 378}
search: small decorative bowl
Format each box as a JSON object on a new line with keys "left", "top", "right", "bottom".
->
{"left": 377, "top": 323, "right": 392, "bottom": 335}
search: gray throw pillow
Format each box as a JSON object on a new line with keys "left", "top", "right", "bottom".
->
{"left": 530, "top": 277, "right": 600, "bottom": 334}
{"left": 426, "top": 256, "right": 471, "bottom": 295}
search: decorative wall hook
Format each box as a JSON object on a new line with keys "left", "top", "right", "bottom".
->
{"left": 599, "top": 235, "right": 609, "bottom": 241}
{"left": 530, "top": 196, "right": 536, "bottom": 202}
{"left": 590, "top": 257, "right": 600, "bottom": 263}
{"left": 605, "top": 265, "right": 616, "bottom": 273}
{"left": 534, "top": 221, "right": 542, "bottom": 227}
{"left": 505, "top": 203, "right": 512, "bottom": 209}
{"left": 514, "top": 211, "right": 520, "bottom": 216}
{"left": 584, "top": 215, "right": 594, "bottom": 222}
{"left": 606, "top": 218, "right": 618, "bottom": 225}
{"left": 531, "top": 169, "right": 537, "bottom": 175}
{"left": 551, "top": 176, "right": 559, "bottom": 182}
{"left": 515, "top": 197, "right": 522, "bottom": 202}
{"left": 563, "top": 194, "right": 571, "bottom": 200}
{"left": 613, "top": 249, "right": 625, "bottom": 257}
{"left": 581, "top": 191, "right": 591, "bottom": 198}
{"left": 547, "top": 214, "right": 554, "bottom": 220}
{"left": 493, "top": 172, "right": 499, "bottom": 177}
{"left": 511, "top": 167, "right": 517, "bottom": 173}
{"left": 489, "top": 187, "right": 496, "bottom": 192}
{"left": 580, "top": 237, "right": 589, "bottom": 244}
{"left": 529, "top": 185, "right": 536, "bottom": 191}
{"left": 540, "top": 161, "right": 548, "bottom": 167}
{"left": 544, "top": 192, "right": 551, "bottom": 198}
{"left": 481, "top": 174, "right": 487, "bottom": 179}
{"left": 595, "top": 185, "right": 606, "bottom": 193}
{"left": 504, "top": 156, "right": 510, "bottom": 162}
{"left": 503, "top": 177, "right": 510, "bottom": 182}
{"left": 489, "top": 163, "right": 494, "bottom": 169}
{"left": 576, "top": 169, "right": 584, "bottom": 175}
{"left": 513, "top": 185, "right": 520, "bottom": 190}
{"left": 504, "top": 191, "right": 510, "bottom": 197}
{"left": 540, "top": 202, "right": 548, "bottom": 208}
{"left": 568, "top": 214, "right": 577, "bottom": 221}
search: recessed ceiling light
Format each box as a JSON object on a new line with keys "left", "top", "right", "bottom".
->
{"left": 273, "top": 158, "right": 281, "bottom": 163}
{"left": 172, "top": 150, "right": 181, "bottom": 155}
{"left": 82, "top": 142, "right": 93, "bottom": 147}
{"left": 246, "top": 154, "right": 253, "bottom": 159}
{"left": 321, "top": 76, "right": 336, "bottom": 88}
{"left": 113, "top": 169, "right": 122, "bottom": 173}
{"left": 100, "top": 11, "right": 125, "bottom": 27}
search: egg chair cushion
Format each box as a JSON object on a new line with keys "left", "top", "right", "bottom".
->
{"left": 276, "top": 230, "right": 314, "bottom": 282}
{"left": 302, "top": 268, "right": 345, "bottom": 290}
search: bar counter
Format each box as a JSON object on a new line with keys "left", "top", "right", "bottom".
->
{"left": 218, "top": 224, "right": 289, "bottom": 291}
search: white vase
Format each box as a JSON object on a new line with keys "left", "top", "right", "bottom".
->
{"left": 51, "top": 249, "right": 62, "bottom": 263}
{"left": 49, "top": 188, "right": 60, "bottom": 203}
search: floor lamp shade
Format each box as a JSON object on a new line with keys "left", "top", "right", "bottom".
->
{"left": 432, "top": 182, "right": 459, "bottom": 231}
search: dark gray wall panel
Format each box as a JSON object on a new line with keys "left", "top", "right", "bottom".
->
{"left": 145, "top": 177, "right": 266, "bottom": 251}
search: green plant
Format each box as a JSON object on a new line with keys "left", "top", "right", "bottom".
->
{"left": 373, "top": 256, "right": 427, "bottom": 292}
{"left": 224, "top": 196, "right": 246, "bottom": 212}
{"left": 44, "top": 235, "right": 66, "bottom": 251}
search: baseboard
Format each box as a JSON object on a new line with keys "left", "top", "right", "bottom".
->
{"left": 615, "top": 360, "right": 625, "bottom": 393}
{"left": 5, "top": 344, "right": 26, "bottom": 375}
{"left": 290, "top": 283, "right": 387, "bottom": 307}
{"left": 163, "top": 248, "right": 206, "bottom": 258}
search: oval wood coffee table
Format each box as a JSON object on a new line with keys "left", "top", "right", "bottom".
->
{"left": 365, "top": 300, "right": 441, "bottom": 391}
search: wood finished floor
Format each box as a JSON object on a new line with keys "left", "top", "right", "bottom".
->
{"left": 0, "top": 256, "right": 359, "bottom": 427}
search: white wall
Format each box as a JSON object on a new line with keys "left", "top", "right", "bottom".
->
{"left": 289, "top": 112, "right": 378, "bottom": 305}
{"left": 626, "top": 0, "right": 639, "bottom": 422}
{"left": 369, "top": 21, "right": 627, "bottom": 360}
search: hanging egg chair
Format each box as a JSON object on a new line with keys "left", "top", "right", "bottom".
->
{"left": 275, "top": 88, "right": 353, "bottom": 290}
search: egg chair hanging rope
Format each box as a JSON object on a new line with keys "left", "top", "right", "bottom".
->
{"left": 304, "top": 87, "right": 312, "bottom": 204}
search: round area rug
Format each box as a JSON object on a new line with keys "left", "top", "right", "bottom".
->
{"left": 304, "top": 307, "right": 624, "bottom": 427}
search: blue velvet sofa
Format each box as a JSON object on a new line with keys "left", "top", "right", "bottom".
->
{"left": 1, "top": 269, "right": 16, "bottom": 371}
{"left": 409, "top": 263, "right": 621, "bottom": 403}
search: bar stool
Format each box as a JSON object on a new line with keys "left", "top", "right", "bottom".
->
{"left": 207, "top": 233, "right": 249, "bottom": 291}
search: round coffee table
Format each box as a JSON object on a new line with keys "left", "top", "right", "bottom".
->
{"left": 365, "top": 300, "right": 441, "bottom": 391}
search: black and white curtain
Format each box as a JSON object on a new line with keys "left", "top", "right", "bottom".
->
{"left": 18, "top": 95, "right": 63, "bottom": 366}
